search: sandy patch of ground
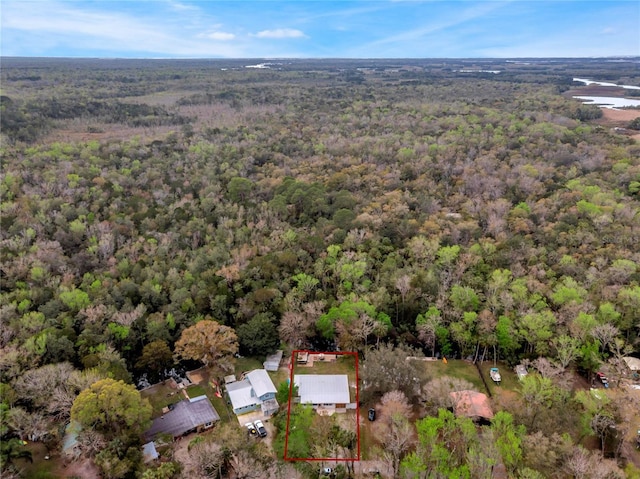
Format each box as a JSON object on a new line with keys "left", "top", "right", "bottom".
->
{"left": 186, "top": 367, "right": 207, "bottom": 385}
{"left": 601, "top": 108, "right": 640, "bottom": 122}
{"left": 55, "top": 458, "right": 101, "bottom": 479}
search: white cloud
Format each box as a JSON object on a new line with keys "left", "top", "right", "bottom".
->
{"left": 1, "top": 1, "right": 244, "bottom": 57}
{"left": 199, "top": 31, "right": 236, "bottom": 41}
{"left": 166, "top": 0, "right": 199, "bottom": 12}
{"left": 254, "top": 28, "right": 306, "bottom": 39}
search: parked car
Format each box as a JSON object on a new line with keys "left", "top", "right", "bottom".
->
{"left": 245, "top": 422, "right": 258, "bottom": 437}
{"left": 254, "top": 419, "right": 267, "bottom": 437}
{"left": 368, "top": 408, "right": 376, "bottom": 421}
{"left": 596, "top": 372, "right": 609, "bottom": 388}
{"left": 321, "top": 467, "right": 333, "bottom": 477}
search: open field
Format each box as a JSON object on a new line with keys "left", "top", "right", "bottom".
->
{"left": 414, "top": 359, "right": 487, "bottom": 392}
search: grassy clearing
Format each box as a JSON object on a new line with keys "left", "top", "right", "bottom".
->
{"left": 234, "top": 356, "right": 263, "bottom": 376}
{"left": 478, "top": 362, "right": 521, "bottom": 396}
{"left": 359, "top": 415, "right": 379, "bottom": 460}
{"left": 15, "top": 442, "right": 57, "bottom": 479}
{"left": 141, "top": 381, "right": 184, "bottom": 416}
{"left": 415, "top": 359, "right": 486, "bottom": 392}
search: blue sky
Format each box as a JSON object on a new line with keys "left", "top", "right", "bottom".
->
{"left": 1, "top": 1, "right": 638, "bottom": 58}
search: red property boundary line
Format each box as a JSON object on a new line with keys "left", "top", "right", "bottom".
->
{"left": 283, "top": 350, "right": 360, "bottom": 462}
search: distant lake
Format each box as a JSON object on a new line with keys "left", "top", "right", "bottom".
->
{"left": 573, "top": 78, "right": 640, "bottom": 90}
{"left": 572, "top": 78, "right": 640, "bottom": 109}
{"left": 573, "top": 96, "right": 640, "bottom": 109}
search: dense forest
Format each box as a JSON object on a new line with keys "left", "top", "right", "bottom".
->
{"left": 1, "top": 57, "right": 639, "bottom": 479}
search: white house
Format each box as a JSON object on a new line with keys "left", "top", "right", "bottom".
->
{"left": 294, "top": 374, "right": 352, "bottom": 411}
{"left": 227, "top": 369, "right": 278, "bottom": 416}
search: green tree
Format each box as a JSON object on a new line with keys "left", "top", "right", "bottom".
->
{"left": 94, "top": 438, "right": 144, "bottom": 479}
{"left": 174, "top": 319, "right": 238, "bottom": 378}
{"left": 142, "top": 462, "right": 181, "bottom": 479}
{"left": 401, "top": 408, "right": 478, "bottom": 479}
{"left": 227, "top": 177, "right": 253, "bottom": 203}
{"left": 59, "top": 287, "right": 91, "bottom": 312}
{"left": 71, "top": 378, "right": 152, "bottom": 441}
{"left": 450, "top": 285, "right": 481, "bottom": 313}
{"left": 518, "top": 374, "right": 560, "bottom": 430}
{"left": 416, "top": 306, "right": 442, "bottom": 357}
{"left": 237, "top": 313, "right": 280, "bottom": 356}
{"left": 517, "top": 310, "right": 556, "bottom": 355}
{"left": 136, "top": 340, "right": 174, "bottom": 383}
{"left": 491, "top": 411, "right": 525, "bottom": 473}
{"left": 0, "top": 438, "right": 32, "bottom": 472}
{"left": 284, "top": 405, "right": 314, "bottom": 459}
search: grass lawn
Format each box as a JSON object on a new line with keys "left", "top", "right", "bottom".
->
{"left": 209, "top": 389, "right": 235, "bottom": 423}
{"left": 15, "top": 442, "right": 57, "bottom": 479}
{"left": 294, "top": 354, "right": 357, "bottom": 377}
{"left": 235, "top": 356, "right": 263, "bottom": 376}
{"left": 141, "top": 381, "right": 184, "bottom": 416}
{"left": 359, "top": 415, "right": 379, "bottom": 460}
{"left": 478, "top": 362, "right": 521, "bottom": 396}
{"left": 269, "top": 367, "right": 290, "bottom": 388}
{"left": 186, "top": 384, "right": 206, "bottom": 398}
{"left": 416, "top": 359, "right": 487, "bottom": 392}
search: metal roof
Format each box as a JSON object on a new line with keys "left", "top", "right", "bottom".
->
{"left": 294, "top": 374, "right": 350, "bottom": 405}
{"left": 227, "top": 379, "right": 258, "bottom": 410}
{"left": 246, "top": 369, "right": 277, "bottom": 398}
{"left": 623, "top": 357, "right": 640, "bottom": 371}
{"left": 145, "top": 395, "right": 219, "bottom": 440}
{"left": 264, "top": 350, "right": 284, "bottom": 371}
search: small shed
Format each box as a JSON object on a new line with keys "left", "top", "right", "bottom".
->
{"left": 142, "top": 442, "right": 159, "bottom": 463}
{"left": 264, "top": 350, "right": 283, "bottom": 371}
{"left": 62, "top": 421, "right": 81, "bottom": 459}
{"left": 623, "top": 357, "right": 640, "bottom": 372}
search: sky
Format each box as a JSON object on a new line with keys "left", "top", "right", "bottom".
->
{"left": 1, "top": 0, "right": 639, "bottom": 59}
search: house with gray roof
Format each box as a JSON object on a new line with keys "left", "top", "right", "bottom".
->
{"left": 227, "top": 369, "right": 278, "bottom": 416}
{"left": 294, "top": 374, "right": 351, "bottom": 410}
{"left": 144, "top": 395, "right": 219, "bottom": 440}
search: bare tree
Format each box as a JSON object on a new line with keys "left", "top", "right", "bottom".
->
{"left": 590, "top": 324, "right": 620, "bottom": 355}
{"left": 229, "top": 450, "right": 267, "bottom": 479}
{"left": 564, "top": 446, "right": 624, "bottom": 479}
{"left": 395, "top": 274, "right": 412, "bottom": 307}
{"left": 182, "top": 440, "right": 227, "bottom": 479}
{"left": 564, "top": 447, "right": 590, "bottom": 479}
{"left": 279, "top": 300, "right": 324, "bottom": 348}
{"left": 76, "top": 429, "right": 108, "bottom": 458}
{"left": 7, "top": 407, "right": 51, "bottom": 442}
{"left": 379, "top": 390, "right": 412, "bottom": 419}
{"left": 377, "top": 412, "right": 414, "bottom": 477}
